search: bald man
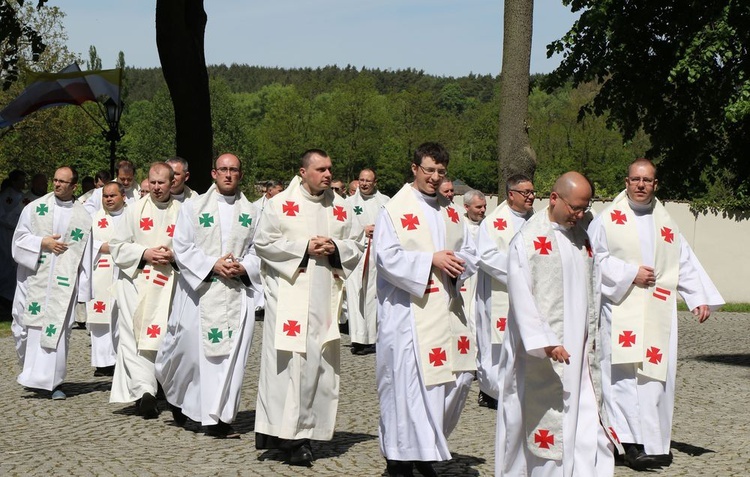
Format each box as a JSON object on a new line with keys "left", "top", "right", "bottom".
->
{"left": 495, "top": 172, "right": 620, "bottom": 477}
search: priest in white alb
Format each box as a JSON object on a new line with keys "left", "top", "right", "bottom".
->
{"left": 109, "top": 162, "right": 180, "bottom": 419}
{"left": 587, "top": 158, "right": 723, "bottom": 470}
{"left": 165, "top": 156, "right": 195, "bottom": 203}
{"left": 156, "top": 153, "right": 261, "bottom": 439}
{"left": 253, "top": 149, "right": 363, "bottom": 466}
{"left": 474, "top": 174, "right": 534, "bottom": 410}
{"left": 87, "top": 181, "right": 127, "bottom": 377}
{"left": 375, "top": 142, "right": 479, "bottom": 477}
{"left": 11, "top": 166, "right": 93, "bottom": 400}
{"left": 84, "top": 160, "right": 139, "bottom": 215}
{"left": 345, "top": 168, "right": 389, "bottom": 355}
{"left": 495, "top": 172, "right": 620, "bottom": 477}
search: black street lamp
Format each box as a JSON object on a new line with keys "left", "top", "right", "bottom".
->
{"left": 102, "top": 97, "right": 124, "bottom": 178}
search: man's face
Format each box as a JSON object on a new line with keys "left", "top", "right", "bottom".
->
{"left": 148, "top": 167, "right": 173, "bottom": 203}
{"left": 626, "top": 163, "right": 658, "bottom": 205}
{"left": 549, "top": 187, "right": 592, "bottom": 229}
{"left": 412, "top": 156, "right": 447, "bottom": 196}
{"left": 169, "top": 162, "right": 190, "bottom": 194}
{"left": 358, "top": 170, "right": 376, "bottom": 195}
{"left": 330, "top": 180, "right": 344, "bottom": 197}
{"left": 52, "top": 168, "right": 76, "bottom": 201}
{"left": 507, "top": 180, "right": 536, "bottom": 213}
{"left": 299, "top": 153, "right": 332, "bottom": 195}
{"left": 140, "top": 179, "right": 150, "bottom": 198}
{"left": 102, "top": 183, "right": 125, "bottom": 213}
{"left": 211, "top": 155, "right": 242, "bottom": 196}
{"left": 267, "top": 185, "right": 283, "bottom": 198}
{"left": 117, "top": 170, "right": 134, "bottom": 190}
{"left": 438, "top": 181, "right": 455, "bottom": 202}
{"left": 465, "top": 196, "right": 487, "bottom": 222}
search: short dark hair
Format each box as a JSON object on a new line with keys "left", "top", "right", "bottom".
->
{"left": 103, "top": 181, "right": 126, "bottom": 196}
{"left": 301, "top": 149, "right": 329, "bottom": 168}
{"left": 265, "top": 179, "right": 283, "bottom": 189}
{"left": 95, "top": 170, "right": 111, "bottom": 183}
{"left": 166, "top": 156, "right": 189, "bottom": 171}
{"left": 413, "top": 142, "right": 449, "bottom": 167}
{"left": 8, "top": 169, "right": 26, "bottom": 183}
{"left": 68, "top": 166, "right": 79, "bottom": 185}
{"left": 505, "top": 173, "right": 533, "bottom": 197}
{"left": 81, "top": 176, "right": 95, "bottom": 187}
{"left": 116, "top": 160, "right": 135, "bottom": 175}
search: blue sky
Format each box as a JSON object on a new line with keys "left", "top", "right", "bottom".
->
{"left": 54, "top": 0, "right": 579, "bottom": 77}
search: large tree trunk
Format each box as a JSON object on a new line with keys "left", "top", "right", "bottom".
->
{"left": 497, "top": 0, "right": 537, "bottom": 195}
{"left": 156, "top": 0, "right": 212, "bottom": 193}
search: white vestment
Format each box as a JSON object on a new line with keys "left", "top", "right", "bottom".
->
{"left": 11, "top": 197, "right": 93, "bottom": 391}
{"left": 84, "top": 185, "right": 139, "bottom": 216}
{"left": 345, "top": 189, "right": 389, "bottom": 345}
{"left": 375, "top": 188, "right": 479, "bottom": 462}
{"left": 254, "top": 181, "right": 363, "bottom": 441}
{"left": 88, "top": 207, "right": 125, "bottom": 368}
{"left": 495, "top": 211, "right": 614, "bottom": 477}
{"left": 109, "top": 196, "right": 180, "bottom": 403}
{"left": 588, "top": 197, "right": 723, "bottom": 454}
{"left": 155, "top": 190, "right": 260, "bottom": 425}
{"left": 475, "top": 206, "right": 530, "bottom": 398}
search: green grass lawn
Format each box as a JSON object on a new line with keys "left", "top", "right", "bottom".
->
{"left": 0, "top": 321, "right": 10, "bottom": 338}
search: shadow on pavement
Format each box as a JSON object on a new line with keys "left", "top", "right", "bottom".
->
{"left": 258, "top": 430, "right": 377, "bottom": 463}
{"left": 692, "top": 353, "right": 750, "bottom": 367}
{"left": 21, "top": 380, "right": 111, "bottom": 399}
{"left": 671, "top": 440, "right": 715, "bottom": 457}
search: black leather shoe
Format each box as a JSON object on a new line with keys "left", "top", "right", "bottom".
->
{"left": 94, "top": 365, "right": 115, "bottom": 377}
{"left": 622, "top": 443, "right": 663, "bottom": 470}
{"left": 386, "top": 459, "right": 414, "bottom": 477}
{"left": 139, "top": 392, "right": 159, "bottom": 419}
{"left": 413, "top": 460, "right": 438, "bottom": 477}
{"left": 169, "top": 404, "right": 187, "bottom": 426}
{"left": 205, "top": 421, "right": 240, "bottom": 439}
{"left": 478, "top": 390, "right": 498, "bottom": 410}
{"left": 288, "top": 442, "right": 313, "bottom": 466}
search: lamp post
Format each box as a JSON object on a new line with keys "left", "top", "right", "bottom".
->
{"left": 102, "top": 97, "right": 124, "bottom": 178}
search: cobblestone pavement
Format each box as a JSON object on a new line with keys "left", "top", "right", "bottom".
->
{"left": 1, "top": 312, "right": 748, "bottom": 476}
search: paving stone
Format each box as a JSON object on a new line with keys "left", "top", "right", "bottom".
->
{"left": 0, "top": 312, "right": 748, "bottom": 475}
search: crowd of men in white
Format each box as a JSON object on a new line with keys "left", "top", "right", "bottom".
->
{"left": 0, "top": 142, "right": 722, "bottom": 476}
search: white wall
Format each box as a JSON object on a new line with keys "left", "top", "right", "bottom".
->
{"left": 458, "top": 196, "right": 749, "bottom": 302}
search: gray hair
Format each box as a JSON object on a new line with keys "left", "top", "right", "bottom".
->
{"left": 165, "top": 156, "right": 189, "bottom": 172}
{"left": 463, "top": 189, "right": 485, "bottom": 205}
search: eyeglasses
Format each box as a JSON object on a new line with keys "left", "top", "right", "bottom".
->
{"left": 627, "top": 176, "right": 655, "bottom": 185}
{"left": 52, "top": 178, "right": 72, "bottom": 185}
{"left": 558, "top": 195, "right": 591, "bottom": 214}
{"left": 417, "top": 164, "right": 447, "bottom": 177}
{"left": 332, "top": 187, "right": 342, "bottom": 192}
{"left": 510, "top": 189, "right": 536, "bottom": 198}
{"left": 214, "top": 167, "right": 240, "bottom": 175}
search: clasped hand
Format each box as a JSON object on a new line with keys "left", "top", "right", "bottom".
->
{"left": 432, "top": 250, "right": 465, "bottom": 278}
{"left": 143, "top": 245, "right": 173, "bottom": 265}
{"left": 212, "top": 253, "right": 245, "bottom": 279}
{"left": 308, "top": 236, "right": 335, "bottom": 257}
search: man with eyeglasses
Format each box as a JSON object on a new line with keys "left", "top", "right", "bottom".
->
{"left": 155, "top": 153, "right": 261, "bottom": 438}
{"left": 330, "top": 179, "right": 346, "bottom": 198}
{"left": 375, "top": 142, "right": 479, "bottom": 477}
{"left": 345, "top": 168, "right": 390, "bottom": 356}
{"left": 253, "top": 149, "right": 363, "bottom": 466}
{"left": 11, "top": 166, "right": 93, "bottom": 400}
{"left": 109, "top": 162, "right": 181, "bottom": 419}
{"left": 474, "top": 174, "right": 535, "bottom": 411}
{"left": 588, "top": 158, "right": 723, "bottom": 470}
{"left": 495, "top": 171, "right": 621, "bottom": 476}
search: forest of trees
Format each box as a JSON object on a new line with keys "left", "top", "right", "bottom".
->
{"left": 0, "top": 63, "right": 648, "bottom": 200}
